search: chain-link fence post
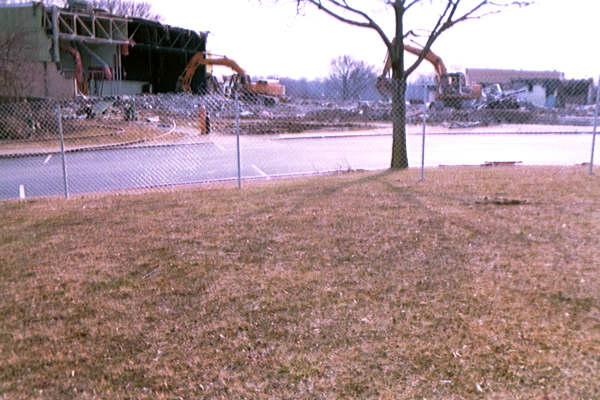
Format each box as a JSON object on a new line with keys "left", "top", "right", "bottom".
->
{"left": 590, "top": 76, "right": 599, "bottom": 175}
{"left": 420, "top": 84, "right": 427, "bottom": 181}
{"left": 57, "top": 105, "right": 69, "bottom": 198}
{"left": 234, "top": 90, "right": 242, "bottom": 189}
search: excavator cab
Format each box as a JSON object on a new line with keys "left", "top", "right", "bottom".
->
{"left": 222, "top": 74, "right": 250, "bottom": 97}
{"left": 439, "top": 73, "right": 468, "bottom": 96}
{"left": 437, "top": 72, "right": 482, "bottom": 108}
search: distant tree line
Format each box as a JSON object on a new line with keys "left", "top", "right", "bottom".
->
{"left": 276, "top": 55, "right": 380, "bottom": 102}
{"left": 35, "top": 0, "right": 161, "bottom": 21}
{"left": 275, "top": 55, "right": 435, "bottom": 103}
{"left": 88, "top": 0, "right": 161, "bottom": 21}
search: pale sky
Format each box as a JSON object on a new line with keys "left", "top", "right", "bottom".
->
{"left": 148, "top": 0, "right": 600, "bottom": 81}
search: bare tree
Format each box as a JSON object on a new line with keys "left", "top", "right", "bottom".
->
{"left": 280, "top": 77, "right": 327, "bottom": 99}
{"left": 89, "top": 0, "right": 161, "bottom": 21}
{"left": 291, "top": 0, "right": 532, "bottom": 169}
{"left": 37, "top": 0, "right": 161, "bottom": 21}
{"left": 328, "top": 55, "right": 376, "bottom": 101}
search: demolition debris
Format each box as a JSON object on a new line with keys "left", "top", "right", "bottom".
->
{"left": 1, "top": 91, "right": 598, "bottom": 145}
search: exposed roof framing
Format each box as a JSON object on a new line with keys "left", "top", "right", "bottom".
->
{"left": 128, "top": 19, "right": 207, "bottom": 55}
{"left": 41, "top": 5, "right": 207, "bottom": 55}
{"left": 44, "top": 6, "right": 129, "bottom": 45}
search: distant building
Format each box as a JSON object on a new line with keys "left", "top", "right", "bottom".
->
{"left": 556, "top": 79, "right": 594, "bottom": 106}
{"left": 465, "top": 68, "right": 565, "bottom": 87}
{"left": 466, "top": 68, "right": 593, "bottom": 107}
{"left": 0, "top": 1, "right": 208, "bottom": 99}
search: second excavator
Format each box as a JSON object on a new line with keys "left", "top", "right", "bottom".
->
{"left": 376, "top": 43, "right": 482, "bottom": 109}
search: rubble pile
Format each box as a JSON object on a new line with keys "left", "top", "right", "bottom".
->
{"left": 404, "top": 102, "right": 598, "bottom": 128}
{"left": 2, "top": 92, "right": 599, "bottom": 142}
{"left": 410, "top": 107, "right": 537, "bottom": 126}
{"left": 52, "top": 92, "right": 600, "bottom": 130}
{"left": 0, "top": 101, "right": 59, "bottom": 140}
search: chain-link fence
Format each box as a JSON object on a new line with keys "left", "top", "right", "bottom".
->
{"left": 1, "top": 78, "right": 598, "bottom": 200}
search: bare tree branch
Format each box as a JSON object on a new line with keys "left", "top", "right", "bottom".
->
{"left": 404, "top": 0, "right": 422, "bottom": 11}
{"left": 299, "top": 0, "right": 369, "bottom": 27}
{"left": 299, "top": 0, "right": 392, "bottom": 50}
{"left": 403, "top": 0, "right": 454, "bottom": 77}
{"left": 404, "top": 0, "right": 527, "bottom": 77}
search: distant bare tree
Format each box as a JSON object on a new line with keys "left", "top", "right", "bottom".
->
{"left": 89, "top": 0, "right": 161, "bottom": 20}
{"left": 36, "top": 0, "right": 161, "bottom": 21}
{"left": 35, "top": 0, "right": 63, "bottom": 5}
{"left": 0, "top": 30, "right": 35, "bottom": 102}
{"left": 0, "top": 0, "right": 40, "bottom": 4}
{"left": 328, "top": 55, "right": 376, "bottom": 101}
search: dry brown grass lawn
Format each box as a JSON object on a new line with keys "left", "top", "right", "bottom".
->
{"left": 1, "top": 166, "right": 599, "bottom": 399}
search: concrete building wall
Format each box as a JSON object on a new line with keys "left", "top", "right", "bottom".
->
{"left": 0, "top": 5, "right": 68, "bottom": 98}
{"left": 0, "top": 60, "right": 73, "bottom": 99}
{"left": 92, "top": 80, "right": 147, "bottom": 97}
{"left": 0, "top": 4, "right": 53, "bottom": 62}
{"left": 27, "top": 61, "right": 74, "bottom": 99}
{"left": 516, "top": 84, "right": 546, "bottom": 108}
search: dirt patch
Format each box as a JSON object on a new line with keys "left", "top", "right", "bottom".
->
{"left": 0, "top": 120, "right": 169, "bottom": 155}
{"left": 217, "top": 118, "right": 375, "bottom": 135}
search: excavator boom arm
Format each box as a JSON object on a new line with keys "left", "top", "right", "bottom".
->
{"left": 202, "top": 56, "right": 246, "bottom": 76}
{"left": 177, "top": 52, "right": 248, "bottom": 93}
{"left": 378, "top": 43, "right": 447, "bottom": 100}
{"left": 402, "top": 44, "right": 447, "bottom": 77}
{"left": 381, "top": 43, "right": 447, "bottom": 79}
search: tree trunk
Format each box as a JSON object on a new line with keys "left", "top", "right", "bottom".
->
{"left": 390, "top": 77, "right": 408, "bottom": 169}
{"left": 390, "top": 2, "right": 408, "bottom": 169}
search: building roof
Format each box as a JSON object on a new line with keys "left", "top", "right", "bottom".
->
{"left": 465, "top": 68, "right": 565, "bottom": 85}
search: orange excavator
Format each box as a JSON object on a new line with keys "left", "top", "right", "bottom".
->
{"left": 176, "top": 52, "right": 285, "bottom": 105}
{"left": 376, "top": 43, "right": 482, "bottom": 108}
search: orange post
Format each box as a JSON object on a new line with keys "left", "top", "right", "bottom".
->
{"left": 199, "top": 105, "right": 207, "bottom": 134}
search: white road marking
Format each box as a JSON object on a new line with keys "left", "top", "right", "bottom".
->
{"left": 19, "top": 184, "right": 25, "bottom": 199}
{"left": 252, "top": 164, "right": 270, "bottom": 178}
{"left": 212, "top": 141, "right": 226, "bottom": 152}
{"left": 44, "top": 155, "right": 52, "bottom": 164}
{"left": 168, "top": 119, "right": 176, "bottom": 135}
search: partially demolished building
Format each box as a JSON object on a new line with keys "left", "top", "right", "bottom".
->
{"left": 0, "top": 1, "right": 208, "bottom": 99}
{"left": 465, "top": 68, "right": 593, "bottom": 108}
